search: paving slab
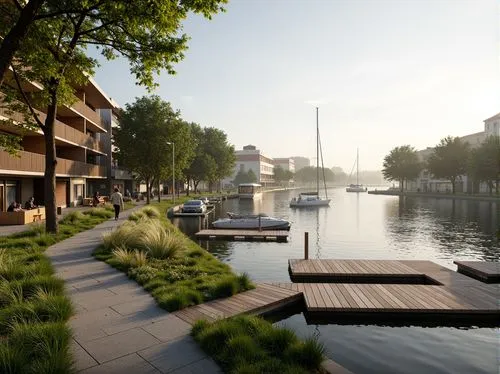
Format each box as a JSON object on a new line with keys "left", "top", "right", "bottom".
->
{"left": 80, "top": 353, "right": 161, "bottom": 374}
{"left": 138, "top": 335, "right": 208, "bottom": 373}
{"left": 80, "top": 327, "right": 161, "bottom": 364}
{"left": 41, "top": 203, "right": 223, "bottom": 373}
{"left": 169, "top": 358, "right": 222, "bottom": 374}
{"left": 141, "top": 315, "right": 192, "bottom": 342}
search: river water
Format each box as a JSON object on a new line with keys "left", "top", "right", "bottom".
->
{"left": 171, "top": 188, "right": 499, "bottom": 374}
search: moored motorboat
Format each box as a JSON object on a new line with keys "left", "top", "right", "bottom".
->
{"left": 212, "top": 213, "right": 291, "bottom": 230}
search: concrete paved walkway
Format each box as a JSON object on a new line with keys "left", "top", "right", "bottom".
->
{"left": 45, "top": 205, "right": 221, "bottom": 373}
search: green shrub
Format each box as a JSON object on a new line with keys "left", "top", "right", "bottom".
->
{"left": 84, "top": 207, "right": 113, "bottom": 218}
{"left": 13, "top": 275, "right": 65, "bottom": 299}
{"left": 156, "top": 288, "right": 203, "bottom": 311}
{"left": 59, "top": 211, "right": 84, "bottom": 225}
{"left": 284, "top": 337, "right": 326, "bottom": 369}
{"left": 258, "top": 326, "right": 298, "bottom": 355}
{"left": 0, "top": 343, "right": 28, "bottom": 374}
{"left": 141, "top": 206, "right": 161, "bottom": 219}
{"left": 0, "top": 282, "right": 25, "bottom": 307}
{"left": 236, "top": 273, "right": 253, "bottom": 291}
{"left": 0, "top": 303, "right": 38, "bottom": 334}
{"left": 33, "top": 233, "right": 57, "bottom": 247}
{"left": 128, "top": 266, "right": 160, "bottom": 285}
{"left": 9, "top": 322, "right": 73, "bottom": 371}
{"left": 209, "top": 276, "right": 239, "bottom": 298}
{"left": 193, "top": 320, "right": 244, "bottom": 355}
{"left": 143, "top": 278, "right": 168, "bottom": 291}
{"left": 29, "top": 222, "right": 46, "bottom": 236}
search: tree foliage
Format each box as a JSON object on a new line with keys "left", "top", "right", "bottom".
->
{"left": 467, "top": 135, "right": 500, "bottom": 194}
{"left": 0, "top": 0, "right": 226, "bottom": 232}
{"left": 426, "top": 136, "right": 469, "bottom": 194}
{"left": 382, "top": 145, "right": 422, "bottom": 192}
{"left": 114, "top": 96, "right": 194, "bottom": 204}
{"left": 184, "top": 124, "right": 235, "bottom": 193}
{"left": 294, "top": 166, "right": 334, "bottom": 184}
{"left": 233, "top": 169, "right": 258, "bottom": 185}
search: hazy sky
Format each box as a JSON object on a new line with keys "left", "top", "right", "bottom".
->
{"left": 91, "top": 0, "right": 499, "bottom": 172}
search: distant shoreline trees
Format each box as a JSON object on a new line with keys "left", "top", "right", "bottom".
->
{"left": 382, "top": 135, "right": 499, "bottom": 195}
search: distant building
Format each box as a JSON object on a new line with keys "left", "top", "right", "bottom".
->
{"left": 222, "top": 145, "right": 275, "bottom": 187}
{"left": 291, "top": 156, "right": 310, "bottom": 171}
{"left": 407, "top": 112, "right": 499, "bottom": 193}
{"left": 273, "top": 158, "right": 295, "bottom": 173}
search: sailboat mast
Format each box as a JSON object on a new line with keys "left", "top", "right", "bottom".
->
{"left": 356, "top": 147, "right": 359, "bottom": 185}
{"left": 316, "top": 107, "right": 319, "bottom": 196}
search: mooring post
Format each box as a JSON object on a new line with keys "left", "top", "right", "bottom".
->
{"left": 304, "top": 232, "right": 309, "bottom": 260}
{"left": 198, "top": 216, "right": 202, "bottom": 231}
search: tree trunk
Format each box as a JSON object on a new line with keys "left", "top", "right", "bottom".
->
{"left": 0, "top": 0, "right": 45, "bottom": 87}
{"left": 43, "top": 91, "right": 58, "bottom": 233}
{"left": 194, "top": 180, "right": 199, "bottom": 194}
{"left": 157, "top": 178, "right": 161, "bottom": 203}
{"left": 186, "top": 179, "right": 190, "bottom": 196}
{"left": 451, "top": 177, "right": 456, "bottom": 194}
{"left": 399, "top": 179, "right": 404, "bottom": 193}
{"left": 145, "top": 177, "right": 150, "bottom": 204}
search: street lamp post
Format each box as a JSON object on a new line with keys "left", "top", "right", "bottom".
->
{"left": 166, "top": 142, "right": 175, "bottom": 204}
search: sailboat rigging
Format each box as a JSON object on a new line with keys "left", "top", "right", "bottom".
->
{"left": 346, "top": 148, "right": 367, "bottom": 192}
{"left": 290, "top": 107, "right": 331, "bottom": 207}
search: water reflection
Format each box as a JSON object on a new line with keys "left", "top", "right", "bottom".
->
{"left": 171, "top": 191, "right": 499, "bottom": 374}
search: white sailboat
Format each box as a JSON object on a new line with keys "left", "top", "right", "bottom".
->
{"left": 346, "top": 148, "right": 367, "bottom": 193}
{"left": 290, "top": 107, "right": 331, "bottom": 208}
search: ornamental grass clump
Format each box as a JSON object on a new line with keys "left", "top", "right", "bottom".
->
{"left": 59, "top": 211, "right": 84, "bottom": 225}
{"left": 192, "top": 315, "right": 325, "bottom": 374}
{"left": 84, "top": 207, "right": 114, "bottom": 219}
{"left": 141, "top": 206, "right": 161, "bottom": 219}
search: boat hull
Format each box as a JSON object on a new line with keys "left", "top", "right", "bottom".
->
{"left": 290, "top": 199, "right": 331, "bottom": 207}
{"left": 212, "top": 218, "right": 290, "bottom": 230}
{"left": 346, "top": 187, "right": 367, "bottom": 193}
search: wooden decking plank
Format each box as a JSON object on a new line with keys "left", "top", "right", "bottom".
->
{"left": 362, "top": 284, "right": 393, "bottom": 309}
{"left": 394, "top": 284, "right": 441, "bottom": 310}
{"left": 412, "top": 286, "right": 466, "bottom": 310}
{"left": 319, "top": 283, "right": 343, "bottom": 310}
{"left": 372, "top": 284, "right": 409, "bottom": 309}
{"left": 304, "top": 283, "right": 320, "bottom": 309}
{"left": 405, "top": 285, "right": 452, "bottom": 310}
{"left": 325, "top": 260, "right": 342, "bottom": 273}
{"left": 327, "top": 284, "right": 351, "bottom": 309}
{"left": 351, "top": 284, "right": 382, "bottom": 309}
{"left": 259, "top": 283, "right": 301, "bottom": 297}
{"left": 356, "top": 260, "right": 377, "bottom": 274}
{"left": 342, "top": 284, "right": 368, "bottom": 308}
{"left": 346, "top": 260, "right": 368, "bottom": 274}
{"left": 336, "top": 284, "right": 360, "bottom": 309}
{"left": 322, "top": 260, "right": 337, "bottom": 274}
{"left": 310, "top": 283, "right": 328, "bottom": 311}
{"left": 385, "top": 284, "right": 424, "bottom": 310}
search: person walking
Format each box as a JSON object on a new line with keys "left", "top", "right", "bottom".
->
{"left": 110, "top": 187, "right": 124, "bottom": 220}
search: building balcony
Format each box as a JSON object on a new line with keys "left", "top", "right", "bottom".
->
{"left": 0, "top": 150, "right": 106, "bottom": 178}
{"left": 69, "top": 100, "right": 105, "bottom": 131}
{"left": 0, "top": 96, "right": 106, "bottom": 154}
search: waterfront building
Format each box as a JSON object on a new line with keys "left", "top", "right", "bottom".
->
{"left": 0, "top": 74, "right": 118, "bottom": 210}
{"left": 222, "top": 145, "right": 275, "bottom": 187}
{"left": 291, "top": 156, "right": 310, "bottom": 171}
{"left": 407, "top": 112, "right": 499, "bottom": 193}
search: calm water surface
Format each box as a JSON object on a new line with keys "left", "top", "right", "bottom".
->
{"left": 172, "top": 188, "right": 499, "bottom": 374}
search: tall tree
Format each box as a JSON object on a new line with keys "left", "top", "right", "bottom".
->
{"left": 427, "top": 136, "right": 470, "bottom": 194}
{"left": 2, "top": 0, "right": 226, "bottom": 232}
{"left": 294, "top": 166, "right": 334, "bottom": 184}
{"left": 232, "top": 169, "right": 257, "bottom": 186}
{"left": 382, "top": 145, "right": 422, "bottom": 192}
{"left": 202, "top": 127, "right": 235, "bottom": 192}
{"left": 273, "top": 165, "right": 287, "bottom": 185}
{"left": 467, "top": 135, "right": 500, "bottom": 195}
{"left": 114, "top": 96, "right": 194, "bottom": 204}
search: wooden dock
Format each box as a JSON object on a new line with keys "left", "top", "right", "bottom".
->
{"left": 284, "top": 259, "right": 499, "bottom": 323}
{"left": 288, "top": 259, "right": 436, "bottom": 284}
{"left": 195, "top": 229, "right": 289, "bottom": 242}
{"left": 172, "top": 283, "right": 302, "bottom": 324}
{"left": 454, "top": 260, "right": 500, "bottom": 283}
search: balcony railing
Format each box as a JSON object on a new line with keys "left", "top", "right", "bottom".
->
{"left": 0, "top": 94, "right": 106, "bottom": 153}
{"left": 0, "top": 150, "right": 106, "bottom": 178}
{"left": 71, "top": 100, "right": 103, "bottom": 129}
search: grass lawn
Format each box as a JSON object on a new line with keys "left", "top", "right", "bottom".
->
{"left": 93, "top": 200, "right": 255, "bottom": 311}
{"left": 192, "top": 315, "right": 326, "bottom": 374}
{"left": 0, "top": 203, "right": 135, "bottom": 373}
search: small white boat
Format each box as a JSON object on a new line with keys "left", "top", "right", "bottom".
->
{"left": 346, "top": 148, "right": 367, "bottom": 193}
{"left": 346, "top": 184, "right": 368, "bottom": 193}
{"left": 212, "top": 213, "right": 291, "bottom": 230}
{"left": 290, "top": 192, "right": 330, "bottom": 207}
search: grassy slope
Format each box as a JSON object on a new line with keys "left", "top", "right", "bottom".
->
{"left": 93, "top": 199, "right": 255, "bottom": 312}
{"left": 0, "top": 203, "right": 134, "bottom": 373}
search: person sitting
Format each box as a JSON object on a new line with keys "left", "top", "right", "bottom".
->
{"left": 93, "top": 191, "right": 100, "bottom": 207}
{"left": 7, "top": 201, "right": 17, "bottom": 212}
{"left": 24, "top": 197, "right": 37, "bottom": 210}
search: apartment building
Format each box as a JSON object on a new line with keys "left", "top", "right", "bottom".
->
{"left": 0, "top": 75, "right": 116, "bottom": 211}
{"left": 273, "top": 158, "right": 295, "bottom": 173}
{"left": 407, "top": 111, "right": 499, "bottom": 193}
{"left": 223, "top": 145, "right": 275, "bottom": 187}
{"left": 291, "top": 156, "right": 310, "bottom": 171}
